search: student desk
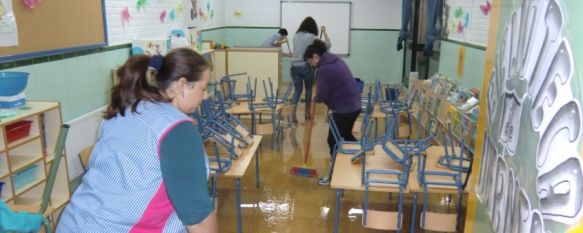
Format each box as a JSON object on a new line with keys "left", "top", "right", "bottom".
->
{"left": 214, "top": 135, "right": 263, "bottom": 233}
{"left": 330, "top": 147, "right": 409, "bottom": 233}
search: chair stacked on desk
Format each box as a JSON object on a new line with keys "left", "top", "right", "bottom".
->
{"left": 413, "top": 126, "right": 468, "bottom": 232}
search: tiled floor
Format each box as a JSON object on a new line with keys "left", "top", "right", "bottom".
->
{"left": 213, "top": 103, "right": 466, "bottom": 233}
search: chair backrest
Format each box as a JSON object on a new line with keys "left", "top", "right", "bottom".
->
{"left": 78, "top": 145, "right": 95, "bottom": 172}
{"left": 40, "top": 124, "right": 69, "bottom": 214}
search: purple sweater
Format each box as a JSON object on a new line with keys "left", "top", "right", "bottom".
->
{"left": 315, "top": 53, "right": 361, "bottom": 113}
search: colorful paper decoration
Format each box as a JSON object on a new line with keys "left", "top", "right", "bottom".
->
{"left": 206, "top": 1, "right": 210, "bottom": 11}
{"left": 198, "top": 7, "right": 204, "bottom": 17}
{"left": 480, "top": 1, "right": 491, "bottom": 16}
{"left": 136, "top": 0, "right": 147, "bottom": 11}
{"left": 210, "top": 9, "right": 214, "bottom": 19}
{"left": 464, "top": 13, "right": 470, "bottom": 28}
{"left": 169, "top": 9, "right": 176, "bottom": 21}
{"left": 159, "top": 10, "right": 166, "bottom": 23}
{"left": 121, "top": 7, "right": 132, "bottom": 25}
{"left": 23, "top": 0, "right": 42, "bottom": 9}
{"left": 234, "top": 11, "right": 242, "bottom": 17}
{"left": 176, "top": 3, "right": 183, "bottom": 14}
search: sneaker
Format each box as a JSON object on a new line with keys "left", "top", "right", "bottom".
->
{"left": 317, "top": 177, "right": 330, "bottom": 186}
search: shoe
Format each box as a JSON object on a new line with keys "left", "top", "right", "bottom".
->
{"left": 317, "top": 177, "right": 330, "bottom": 186}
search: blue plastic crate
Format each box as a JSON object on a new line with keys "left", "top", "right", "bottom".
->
{"left": 13, "top": 164, "right": 38, "bottom": 190}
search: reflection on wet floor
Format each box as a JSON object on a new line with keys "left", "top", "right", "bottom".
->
{"left": 214, "top": 104, "right": 467, "bottom": 233}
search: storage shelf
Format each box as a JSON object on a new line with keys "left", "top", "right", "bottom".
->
{"left": 14, "top": 177, "right": 45, "bottom": 196}
{"left": 46, "top": 152, "right": 55, "bottom": 163}
{"left": 7, "top": 134, "right": 41, "bottom": 150}
{"left": 9, "top": 155, "right": 43, "bottom": 173}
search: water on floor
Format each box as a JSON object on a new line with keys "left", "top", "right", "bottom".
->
{"left": 214, "top": 104, "right": 467, "bottom": 233}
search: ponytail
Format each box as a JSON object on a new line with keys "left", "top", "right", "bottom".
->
{"left": 104, "top": 55, "right": 165, "bottom": 119}
{"left": 104, "top": 48, "right": 208, "bottom": 119}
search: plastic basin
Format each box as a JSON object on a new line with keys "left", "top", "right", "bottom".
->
{"left": 0, "top": 72, "right": 29, "bottom": 96}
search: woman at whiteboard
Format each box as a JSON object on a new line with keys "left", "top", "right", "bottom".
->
{"left": 290, "top": 16, "right": 330, "bottom": 123}
{"left": 57, "top": 49, "right": 217, "bottom": 233}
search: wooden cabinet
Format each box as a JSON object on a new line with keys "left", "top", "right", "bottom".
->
{"left": 0, "top": 101, "right": 70, "bottom": 214}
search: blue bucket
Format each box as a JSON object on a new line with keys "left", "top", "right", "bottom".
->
{"left": 0, "top": 72, "right": 29, "bottom": 96}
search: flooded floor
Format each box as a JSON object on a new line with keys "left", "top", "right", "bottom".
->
{"left": 214, "top": 103, "right": 466, "bottom": 233}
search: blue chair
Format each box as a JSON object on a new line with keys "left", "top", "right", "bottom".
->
{"left": 416, "top": 134, "right": 467, "bottom": 232}
{"left": 437, "top": 124, "right": 473, "bottom": 173}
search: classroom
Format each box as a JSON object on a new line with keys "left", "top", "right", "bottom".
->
{"left": 0, "top": 0, "right": 582, "bottom": 232}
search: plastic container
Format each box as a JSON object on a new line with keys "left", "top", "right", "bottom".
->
{"left": 0, "top": 181, "right": 4, "bottom": 196}
{"left": 13, "top": 164, "right": 38, "bottom": 190}
{"left": 0, "top": 72, "right": 29, "bottom": 96}
{"left": 6, "top": 120, "right": 33, "bottom": 144}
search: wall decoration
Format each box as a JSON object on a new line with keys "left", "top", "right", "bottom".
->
{"left": 23, "top": 0, "right": 42, "bottom": 9}
{"left": 159, "top": 10, "right": 166, "bottom": 23}
{"left": 445, "top": 0, "right": 490, "bottom": 46}
{"left": 476, "top": 0, "right": 583, "bottom": 232}
{"left": 136, "top": 0, "right": 147, "bottom": 11}
{"left": 189, "top": 0, "right": 197, "bottom": 20}
{"left": 121, "top": 7, "right": 131, "bottom": 26}
{"left": 169, "top": 9, "right": 176, "bottom": 21}
{"left": 0, "top": 0, "right": 17, "bottom": 47}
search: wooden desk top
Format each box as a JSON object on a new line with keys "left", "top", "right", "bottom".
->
{"left": 218, "top": 135, "right": 262, "bottom": 178}
{"left": 226, "top": 102, "right": 252, "bottom": 115}
{"left": 330, "top": 145, "right": 407, "bottom": 193}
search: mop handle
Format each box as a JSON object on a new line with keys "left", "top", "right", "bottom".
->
{"left": 302, "top": 97, "right": 317, "bottom": 164}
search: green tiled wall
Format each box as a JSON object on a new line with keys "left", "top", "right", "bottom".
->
{"left": 1, "top": 48, "right": 130, "bottom": 122}
{"left": 437, "top": 40, "right": 486, "bottom": 90}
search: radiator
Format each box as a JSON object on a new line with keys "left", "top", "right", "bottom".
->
{"left": 65, "top": 106, "right": 105, "bottom": 180}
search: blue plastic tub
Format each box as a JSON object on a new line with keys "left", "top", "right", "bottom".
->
{"left": 13, "top": 164, "right": 38, "bottom": 190}
{"left": 0, "top": 72, "right": 29, "bottom": 96}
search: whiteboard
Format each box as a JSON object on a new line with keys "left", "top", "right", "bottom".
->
{"left": 281, "top": 1, "right": 351, "bottom": 55}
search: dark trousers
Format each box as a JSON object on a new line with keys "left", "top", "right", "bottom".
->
{"left": 327, "top": 110, "right": 361, "bottom": 156}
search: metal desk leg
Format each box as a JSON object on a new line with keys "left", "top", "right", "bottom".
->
{"left": 251, "top": 112, "right": 256, "bottom": 134}
{"left": 236, "top": 178, "right": 242, "bottom": 233}
{"left": 411, "top": 192, "right": 418, "bottom": 233}
{"left": 334, "top": 189, "right": 343, "bottom": 233}
{"left": 255, "top": 150, "right": 260, "bottom": 188}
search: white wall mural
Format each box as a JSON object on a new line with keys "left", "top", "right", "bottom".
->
{"left": 477, "top": 0, "right": 583, "bottom": 232}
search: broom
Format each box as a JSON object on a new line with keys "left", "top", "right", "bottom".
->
{"left": 289, "top": 87, "right": 318, "bottom": 178}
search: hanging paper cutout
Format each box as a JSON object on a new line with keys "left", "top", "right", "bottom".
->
{"left": 121, "top": 7, "right": 131, "bottom": 25}
{"left": 159, "top": 10, "right": 166, "bottom": 23}
{"left": 457, "top": 21, "right": 464, "bottom": 34}
{"left": 23, "top": 0, "right": 42, "bottom": 9}
{"left": 454, "top": 6, "right": 463, "bottom": 18}
{"left": 169, "top": 9, "right": 176, "bottom": 21}
{"left": 189, "top": 0, "right": 197, "bottom": 19}
{"left": 210, "top": 9, "right": 214, "bottom": 19}
{"left": 463, "top": 13, "right": 470, "bottom": 28}
{"left": 233, "top": 11, "right": 242, "bottom": 17}
{"left": 176, "top": 3, "right": 183, "bottom": 14}
{"left": 136, "top": 0, "right": 147, "bottom": 11}
{"left": 198, "top": 7, "right": 204, "bottom": 17}
{"left": 480, "top": 1, "right": 491, "bottom": 16}
{"left": 206, "top": 1, "right": 210, "bottom": 11}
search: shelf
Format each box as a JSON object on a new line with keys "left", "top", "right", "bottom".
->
{"left": 51, "top": 194, "right": 69, "bottom": 209}
{"left": 14, "top": 177, "right": 45, "bottom": 196}
{"left": 6, "top": 134, "right": 41, "bottom": 150}
{"left": 46, "top": 152, "right": 55, "bottom": 163}
{"left": 9, "top": 155, "right": 43, "bottom": 173}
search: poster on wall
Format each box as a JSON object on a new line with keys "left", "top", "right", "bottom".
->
{"left": 476, "top": 0, "right": 583, "bottom": 232}
{"left": 0, "top": 0, "right": 18, "bottom": 47}
{"left": 444, "top": 0, "right": 491, "bottom": 47}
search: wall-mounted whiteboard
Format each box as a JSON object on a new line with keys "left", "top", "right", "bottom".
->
{"left": 281, "top": 1, "right": 351, "bottom": 55}
{"left": 225, "top": 0, "right": 400, "bottom": 30}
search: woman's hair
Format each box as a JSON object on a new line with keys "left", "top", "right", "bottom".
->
{"left": 105, "top": 48, "right": 208, "bottom": 119}
{"left": 303, "top": 39, "right": 328, "bottom": 61}
{"left": 278, "top": 28, "right": 288, "bottom": 36}
{"left": 296, "top": 17, "right": 318, "bottom": 35}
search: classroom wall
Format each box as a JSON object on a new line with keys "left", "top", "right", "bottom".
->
{"left": 203, "top": 27, "right": 403, "bottom": 85}
{"left": 437, "top": 41, "right": 486, "bottom": 90}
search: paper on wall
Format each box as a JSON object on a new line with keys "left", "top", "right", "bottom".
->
{"left": 0, "top": 0, "right": 18, "bottom": 47}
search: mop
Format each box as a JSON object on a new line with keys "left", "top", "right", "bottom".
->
{"left": 289, "top": 99, "right": 318, "bottom": 178}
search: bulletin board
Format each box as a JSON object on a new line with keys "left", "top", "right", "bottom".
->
{"left": 0, "top": 0, "right": 106, "bottom": 62}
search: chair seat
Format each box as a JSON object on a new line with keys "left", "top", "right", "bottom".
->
{"left": 362, "top": 209, "right": 400, "bottom": 230}
{"left": 421, "top": 212, "right": 458, "bottom": 232}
